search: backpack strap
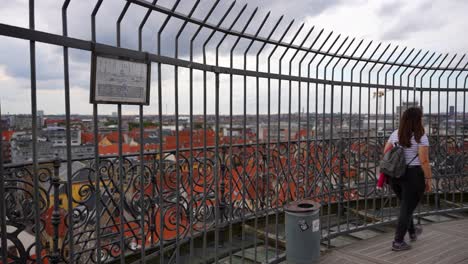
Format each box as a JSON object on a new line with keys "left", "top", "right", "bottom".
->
{"left": 407, "top": 143, "right": 419, "bottom": 166}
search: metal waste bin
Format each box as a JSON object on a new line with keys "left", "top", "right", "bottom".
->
{"left": 284, "top": 199, "right": 321, "bottom": 264}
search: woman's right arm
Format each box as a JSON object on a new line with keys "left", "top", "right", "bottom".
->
{"left": 418, "top": 146, "right": 432, "bottom": 192}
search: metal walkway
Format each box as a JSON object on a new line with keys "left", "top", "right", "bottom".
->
{"left": 319, "top": 217, "right": 468, "bottom": 264}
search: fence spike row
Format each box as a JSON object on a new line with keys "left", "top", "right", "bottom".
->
{"left": 412, "top": 52, "right": 436, "bottom": 89}
{"left": 256, "top": 15, "right": 284, "bottom": 71}
{"left": 244, "top": 11, "right": 271, "bottom": 57}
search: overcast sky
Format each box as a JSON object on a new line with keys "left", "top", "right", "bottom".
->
{"left": 0, "top": 0, "right": 467, "bottom": 116}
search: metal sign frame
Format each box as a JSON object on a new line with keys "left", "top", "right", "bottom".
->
{"left": 90, "top": 51, "right": 151, "bottom": 105}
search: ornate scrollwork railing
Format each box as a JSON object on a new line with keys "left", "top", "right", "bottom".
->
{"left": 2, "top": 135, "right": 467, "bottom": 263}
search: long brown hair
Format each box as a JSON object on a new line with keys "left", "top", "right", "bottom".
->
{"left": 398, "top": 107, "right": 425, "bottom": 147}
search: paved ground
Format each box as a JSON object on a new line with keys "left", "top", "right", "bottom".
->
{"left": 319, "top": 217, "right": 468, "bottom": 264}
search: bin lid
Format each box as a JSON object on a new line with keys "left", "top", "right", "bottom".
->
{"left": 284, "top": 199, "right": 320, "bottom": 213}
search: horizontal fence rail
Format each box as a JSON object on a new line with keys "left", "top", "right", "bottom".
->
{"left": 0, "top": 0, "right": 468, "bottom": 263}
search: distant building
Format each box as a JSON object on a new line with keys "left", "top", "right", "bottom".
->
{"left": 1, "top": 118, "right": 9, "bottom": 130}
{"left": 368, "top": 119, "right": 394, "bottom": 131}
{"left": 10, "top": 115, "right": 43, "bottom": 130}
{"left": 1, "top": 141, "right": 11, "bottom": 163}
{"left": 42, "top": 126, "right": 81, "bottom": 147}
{"left": 396, "top": 101, "right": 422, "bottom": 117}
{"left": 10, "top": 139, "right": 94, "bottom": 163}
{"left": 258, "top": 122, "right": 298, "bottom": 142}
{"left": 10, "top": 130, "right": 92, "bottom": 163}
{"left": 449, "top": 106, "right": 455, "bottom": 116}
{"left": 377, "top": 128, "right": 394, "bottom": 137}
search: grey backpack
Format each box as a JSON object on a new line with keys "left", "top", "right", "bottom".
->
{"left": 380, "top": 143, "right": 418, "bottom": 178}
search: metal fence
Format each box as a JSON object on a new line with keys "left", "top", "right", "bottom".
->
{"left": 1, "top": 0, "right": 468, "bottom": 263}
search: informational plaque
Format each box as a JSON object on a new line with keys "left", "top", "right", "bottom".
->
{"left": 91, "top": 55, "right": 150, "bottom": 105}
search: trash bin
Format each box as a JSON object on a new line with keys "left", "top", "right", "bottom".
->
{"left": 284, "top": 199, "right": 321, "bottom": 264}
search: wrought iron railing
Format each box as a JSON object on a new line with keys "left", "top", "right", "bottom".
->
{"left": 1, "top": 0, "right": 468, "bottom": 263}
{"left": 1, "top": 137, "right": 468, "bottom": 263}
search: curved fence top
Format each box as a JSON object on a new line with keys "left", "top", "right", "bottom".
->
{"left": 1, "top": 0, "right": 467, "bottom": 92}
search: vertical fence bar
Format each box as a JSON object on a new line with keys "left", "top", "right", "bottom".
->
{"left": 214, "top": 70, "right": 221, "bottom": 263}
{"left": 313, "top": 33, "right": 341, "bottom": 245}
{"left": 202, "top": 26, "right": 208, "bottom": 264}
{"left": 303, "top": 29, "right": 326, "bottom": 207}
{"left": 309, "top": 34, "right": 334, "bottom": 234}
{"left": 255, "top": 15, "right": 283, "bottom": 262}
{"left": 281, "top": 24, "right": 305, "bottom": 205}
{"left": 277, "top": 22, "right": 305, "bottom": 257}
{"left": 326, "top": 36, "right": 351, "bottom": 236}
{"left": 28, "top": 0, "right": 43, "bottom": 263}
{"left": 378, "top": 45, "right": 401, "bottom": 222}
{"left": 453, "top": 62, "right": 467, "bottom": 206}
{"left": 91, "top": 1, "right": 103, "bottom": 263}
{"left": 173, "top": 2, "right": 199, "bottom": 261}
{"left": 389, "top": 48, "right": 409, "bottom": 132}
{"left": 290, "top": 27, "right": 315, "bottom": 202}
{"left": 331, "top": 38, "right": 356, "bottom": 233}
{"left": 51, "top": 158, "right": 61, "bottom": 264}
{"left": 412, "top": 53, "right": 435, "bottom": 106}
{"left": 444, "top": 55, "right": 465, "bottom": 206}
{"left": 444, "top": 56, "right": 465, "bottom": 207}
{"left": 463, "top": 71, "right": 468, "bottom": 206}
{"left": 241, "top": 12, "right": 270, "bottom": 263}
{"left": 301, "top": 28, "right": 324, "bottom": 204}
{"left": 419, "top": 54, "right": 442, "bottom": 119}
{"left": 138, "top": 101, "right": 146, "bottom": 264}
{"left": 347, "top": 40, "right": 372, "bottom": 229}
{"left": 356, "top": 42, "right": 381, "bottom": 228}
{"left": 307, "top": 31, "right": 333, "bottom": 203}
{"left": 211, "top": 4, "right": 247, "bottom": 261}
{"left": 364, "top": 44, "right": 390, "bottom": 226}
{"left": 117, "top": 103, "right": 125, "bottom": 264}
{"left": 189, "top": 1, "right": 222, "bottom": 260}
{"left": 201, "top": 1, "right": 224, "bottom": 260}
{"left": 266, "top": 18, "right": 295, "bottom": 257}
{"left": 224, "top": 7, "right": 258, "bottom": 261}
{"left": 188, "top": 24, "right": 195, "bottom": 261}
{"left": 427, "top": 54, "right": 449, "bottom": 210}
{"left": 138, "top": 1, "right": 157, "bottom": 252}
{"left": 437, "top": 55, "right": 457, "bottom": 209}
{"left": 61, "top": 0, "right": 74, "bottom": 263}
{"left": 156, "top": 2, "right": 180, "bottom": 262}
{"left": 0, "top": 104, "right": 7, "bottom": 263}
{"left": 387, "top": 48, "right": 413, "bottom": 220}
{"left": 399, "top": 51, "right": 422, "bottom": 123}
{"left": 343, "top": 39, "right": 365, "bottom": 230}
{"left": 137, "top": 2, "right": 156, "bottom": 262}
{"left": 418, "top": 59, "right": 435, "bottom": 218}
{"left": 116, "top": 3, "right": 130, "bottom": 262}
{"left": 405, "top": 51, "right": 429, "bottom": 106}
{"left": 457, "top": 62, "right": 468, "bottom": 206}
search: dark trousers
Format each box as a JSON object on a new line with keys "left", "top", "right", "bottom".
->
{"left": 390, "top": 167, "right": 426, "bottom": 242}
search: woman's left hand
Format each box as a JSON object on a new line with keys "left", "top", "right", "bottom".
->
{"left": 425, "top": 179, "right": 432, "bottom": 193}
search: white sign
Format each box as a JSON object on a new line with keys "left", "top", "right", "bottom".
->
{"left": 92, "top": 56, "right": 149, "bottom": 105}
{"left": 312, "top": 219, "right": 320, "bottom": 232}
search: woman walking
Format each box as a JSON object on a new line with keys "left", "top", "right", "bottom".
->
{"left": 383, "top": 107, "right": 432, "bottom": 251}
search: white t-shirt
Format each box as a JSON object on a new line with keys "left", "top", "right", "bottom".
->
{"left": 388, "top": 130, "right": 430, "bottom": 166}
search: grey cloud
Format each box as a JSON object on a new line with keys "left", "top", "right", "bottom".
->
{"left": 254, "top": 0, "right": 345, "bottom": 20}
{"left": 379, "top": 1, "right": 445, "bottom": 41}
{"left": 0, "top": 0, "right": 338, "bottom": 83}
{"left": 377, "top": 1, "right": 404, "bottom": 17}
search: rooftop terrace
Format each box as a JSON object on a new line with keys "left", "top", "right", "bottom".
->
{"left": 319, "top": 215, "right": 468, "bottom": 264}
